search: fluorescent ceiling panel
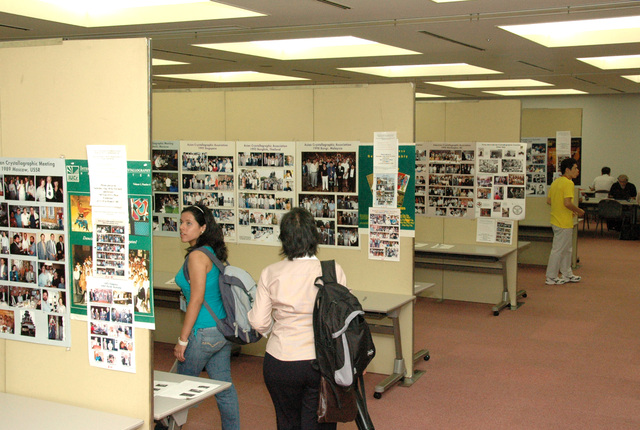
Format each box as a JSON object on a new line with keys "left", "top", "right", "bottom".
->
{"left": 416, "top": 93, "right": 445, "bottom": 98}
{"left": 430, "top": 0, "right": 474, "bottom": 2}
{"left": 425, "top": 79, "right": 552, "bottom": 88}
{"left": 484, "top": 89, "right": 586, "bottom": 96}
{"left": 622, "top": 75, "right": 640, "bottom": 83}
{"left": 194, "top": 36, "right": 420, "bottom": 60}
{"left": 0, "top": 0, "right": 264, "bottom": 27}
{"left": 577, "top": 54, "right": 640, "bottom": 70}
{"left": 155, "top": 72, "right": 308, "bottom": 83}
{"left": 340, "top": 63, "right": 501, "bottom": 78}
{"left": 152, "top": 59, "right": 189, "bottom": 66}
{"left": 500, "top": 15, "right": 640, "bottom": 47}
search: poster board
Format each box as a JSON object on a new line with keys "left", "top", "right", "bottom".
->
{"left": 0, "top": 157, "right": 71, "bottom": 347}
{"left": 67, "top": 160, "right": 155, "bottom": 327}
{"left": 359, "top": 143, "right": 415, "bottom": 233}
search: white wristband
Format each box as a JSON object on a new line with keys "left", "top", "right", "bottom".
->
{"left": 177, "top": 337, "right": 189, "bottom": 346}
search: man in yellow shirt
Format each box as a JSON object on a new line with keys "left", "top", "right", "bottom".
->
{"left": 546, "top": 158, "right": 585, "bottom": 285}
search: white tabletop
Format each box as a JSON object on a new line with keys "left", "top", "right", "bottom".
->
{"left": 351, "top": 290, "right": 414, "bottom": 314}
{"left": 154, "top": 370, "right": 232, "bottom": 421}
{"left": 581, "top": 197, "right": 638, "bottom": 206}
{"left": 414, "top": 242, "right": 518, "bottom": 259}
{"left": 0, "top": 392, "right": 143, "bottom": 430}
{"left": 153, "top": 270, "right": 180, "bottom": 292}
{"left": 414, "top": 282, "right": 435, "bottom": 295}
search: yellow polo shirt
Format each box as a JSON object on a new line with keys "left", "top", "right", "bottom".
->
{"left": 549, "top": 176, "right": 575, "bottom": 229}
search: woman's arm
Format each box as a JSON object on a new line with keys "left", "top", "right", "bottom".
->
{"left": 247, "top": 270, "right": 274, "bottom": 335}
{"left": 174, "top": 250, "right": 212, "bottom": 362}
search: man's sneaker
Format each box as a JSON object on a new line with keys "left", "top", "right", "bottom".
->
{"left": 562, "top": 275, "right": 581, "bottom": 283}
{"left": 545, "top": 277, "right": 567, "bottom": 285}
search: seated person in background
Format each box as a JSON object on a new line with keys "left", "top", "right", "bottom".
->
{"left": 608, "top": 174, "right": 637, "bottom": 201}
{"left": 590, "top": 166, "right": 616, "bottom": 197}
{"left": 607, "top": 174, "right": 637, "bottom": 231}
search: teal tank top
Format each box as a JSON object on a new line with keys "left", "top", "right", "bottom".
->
{"left": 175, "top": 246, "right": 226, "bottom": 331}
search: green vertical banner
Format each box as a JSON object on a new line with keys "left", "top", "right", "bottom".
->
{"left": 65, "top": 159, "right": 155, "bottom": 326}
{"left": 358, "top": 144, "right": 416, "bottom": 232}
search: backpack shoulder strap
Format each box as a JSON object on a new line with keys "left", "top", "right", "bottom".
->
{"left": 196, "top": 246, "right": 226, "bottom": 272}
{"left": 315, "top": 259, "right": 338, "bottom": 290}
{"left": 202, "top": 301, "right": 223, "bottom": 326}
{"left": 182, "top": 247, "right": 227, "bottom": 326}
{"left": 182, "top": 246, "right": 226, "bottom": 282}
{"left": 321, "top": 259, "right": 338, "bottom": 284}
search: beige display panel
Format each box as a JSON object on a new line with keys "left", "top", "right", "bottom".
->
{"left": 1, "top": 38, "right": 152, "bottom": 428}
{"left": 414, "top": 100, "right": 522, "bottom": 304}
{"left": 152, "top": 83, "right": 416, "bottom": 376}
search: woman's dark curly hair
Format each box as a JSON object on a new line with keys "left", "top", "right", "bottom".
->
{"left": 278, "top": 207, "right": 320, "bottom": 260}
{"left": 182, "top": 204, "right": 228, "bottom": 262}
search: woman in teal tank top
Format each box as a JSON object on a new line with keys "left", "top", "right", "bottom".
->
{"left": 173, "top": 204, "right": 239, "bottom": 430}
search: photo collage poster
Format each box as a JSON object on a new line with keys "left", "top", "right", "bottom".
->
{"left": 66, "top": 160, "right": 155, "bottom": 327}
{"left": 475, "top": 142, "right": 527, "bottom": 220}
{"left": 358, "top": 144, "right": 416, "bottom": 233}
{"left": 0, "top": 157, "right": 70, "bottom": 347}
{"left": 476, "top": 218, "right": 515, "bottom": 245}
{"left": 298, "top": 142, "right": 360, "bottom": 247}
{"left": 151, "top": 141, "right": 180, "bottom": 236}
{"left": 237, "top": 141, "right": 295, "bottom": 245}
{"left": 181, "top": 141, "right": 237, "bottom": 242}
{"left": 87, "top": 276, "right": 135, "bottom": 372}
{"left": 93, "top": 221, "right": 129, "bottom": 279}
{"left": 522, "top": 137, "right": 548, "bottom": 197}
{"left": 372, "top": 132, "right": 399, "bottom": 209}
{"left": 368, "top": 207, "right": 401, "bottom": 261}
{"left": 421, "top": 142, "right": 476, "bottom": 219}
{"left": 415, "top": 144, "right": 428, "bottom": 215}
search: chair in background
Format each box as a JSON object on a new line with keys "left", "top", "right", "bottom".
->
{"left": 596, "top": 199, "right": 623, "bottom": 235}
{"left": 582, "top": 204, "right": 599, "bottom": 231}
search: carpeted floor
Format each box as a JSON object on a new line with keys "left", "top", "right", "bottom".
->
{"left": 154, "top": 225, "right": 640, "bottom": 429}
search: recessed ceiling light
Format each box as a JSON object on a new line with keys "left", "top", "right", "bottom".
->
{"left": 500, "top": 15, "right": 640, "bottom": 47}
{"left": 339, "top": 63, "right": 501, "bottom": 77}
{"left": 622, "top": 75, "right": 640, "bottom": 83}
{"left": 194, "top": 36, "right": 420, "bottom": 60}
{"left": 41, "top": 0, "right": 199, "bottom": 11}
{"left": 1, "top": 0, "right": 263, "bottom": 27}
{"left": 484, "top": 89, "right": 587, "bottom": 96}
{"left": 416, "top": 93, "right": 445, "bottom": 98}
{"left": 577, "top": 54, "right": 640, "bottom": 70}
{"left": 425, "top": 79, "right": 552, "bottom": 88}
{"left": 152, "top": 59, "right": 189, "bottom": 66}
{"left": 430, "top": 0, "right": 474, "bottom": 3}
{"left": 155, "top": 72, "right": 309, "bottom": 83}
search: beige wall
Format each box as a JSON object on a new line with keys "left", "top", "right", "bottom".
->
{"left": 314, "top": 85, "right": 415, "bottom": 143}
{"left": 0, "top": 38, "right": 152, "bottom": 428}
{"left": 152, "top": 83, "right": 417, "bottom": 375}
{"left": 522, "top": 95, "right": 640, "bottom": 191}
{"left": 415, "top": 99, "right": 522, "bottom": 305}
{"left": 521, "top": 108, "right": 582, "bottom": 138}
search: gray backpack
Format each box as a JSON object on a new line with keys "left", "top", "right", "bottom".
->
{"left": 183, "top": 247, "right": 262, "bottom": 345}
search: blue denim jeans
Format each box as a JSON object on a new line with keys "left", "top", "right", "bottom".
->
{"left": 177, "top": 327, "right": 240, "bottom": 430}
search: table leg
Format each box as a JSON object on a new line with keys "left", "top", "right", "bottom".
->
{"left": 399, "top": 348, "right": 429, "bottom": 388}
{"left": 167, "top": 409, "right": 189, "bottom": 429}
{"left": 369, "top": 311, "right": 406, "bottom": 398}
{"left": 491, "top": 258, "right": 526, "bottom": 316}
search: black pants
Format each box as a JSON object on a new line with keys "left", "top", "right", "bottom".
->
{"left": 263, "top": 353, "right": 337, "bottom": 430}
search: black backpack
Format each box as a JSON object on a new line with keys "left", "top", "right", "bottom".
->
{"left": 313, "top": 260, "right": 376, "bottom": 388}
{"left": 182, "top": 247, "right": 262, "bottom": 345}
